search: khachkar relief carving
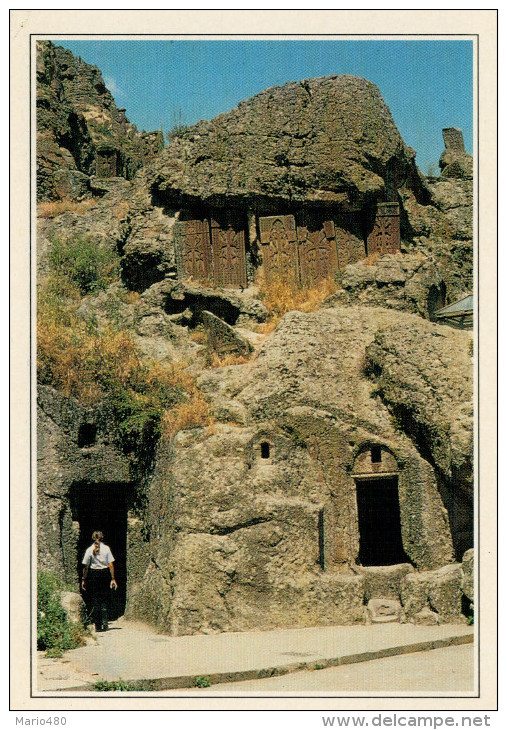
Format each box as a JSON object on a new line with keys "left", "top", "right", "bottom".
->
{"left": 210, "top": 214, "right": 247, "bottom": 288}
{"left": 297, "top": 220, "right": 338, "bottom": 288}
{"left": 259, "top": 215, "right": 339, "bottom": 288}
{"left": 367, "top": 203, "right": 401, "bottom": 256}
{"left": 96, "top": 148, "right": 120, "bottom": 178}
{"left": 259, "top": 215, "right": 299, "bottom": 285}
{"left": 174, "top": 218, "right": 213, "bottom": 284}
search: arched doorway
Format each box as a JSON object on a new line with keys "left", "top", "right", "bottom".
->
{"left": 352, "top": 445, "right": 411, "bottom": 567}
{"left": 355, "top": 475, "right": 411, "bottom": 566}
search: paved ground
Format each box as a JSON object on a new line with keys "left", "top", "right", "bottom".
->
{"left": 159, "top": 644, "right": 474, "bottom": 694}
{"left": 36, "top": 617, "right": 474, "bottom": 694}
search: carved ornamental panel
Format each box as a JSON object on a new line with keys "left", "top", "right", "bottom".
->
{"left": 210, "top": 214, "right": 247, "bottom": 288}
{"left": 367, "top": 203, "right": 400, "bottom": 256}
{"left": 297, "top": 220, "right": 338, "bottom": 288}
{"left": 96, "top": 150, "right": 119, "bottom": 178}
{"left": 259, "top": 215, "right": 299, "bottom": 284}
{"left": 174, "top": 219, "right": 213, "bottom": 284}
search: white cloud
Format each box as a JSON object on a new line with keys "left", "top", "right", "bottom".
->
{"left": 104, "top": 75, "right": 127, "bottom": 101}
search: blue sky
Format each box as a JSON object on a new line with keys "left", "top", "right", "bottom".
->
{"left": 57, "top": 39, "right": 473, "bottom": 175}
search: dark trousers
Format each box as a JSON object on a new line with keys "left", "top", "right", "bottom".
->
{"left": 87, "top": 568, "right": 111, "bottom": 630}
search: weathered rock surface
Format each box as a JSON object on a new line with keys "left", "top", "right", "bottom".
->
{"left": 412, "top": 607, "right": 440, "bottom": 625}
{"left": 401, "top": 564, "right": 465, "bottom": 622}
{"left": 365, "top": 320, "right": 473, "bottom": 559}
{"left": 36, "top": 41, "right": 163, "bottom": 200}
{"left": 37, "top": 385, "right": 132, "bottom": 582}
{"left": 334, "top": 253, "right": 446, "bottom": 319}
{"left": 126, "top": 305, "right": 472, "bottom": 634}
{"left": 148, "top": 74, "right": 425, "bottom": 208}
{"left": 359, "top": 564, "right": 414, "bottom": 602}
{"left": 143, "top": 279, "right": 268, "bottom": 325}
{"left": 200, "top": 310, "right": 253, "bottom": 357}
{"left": 36, "top": 179, "right": 133, "bottom": 274}
{"left": 401, "top": 176, "right": 473, "bottom": 301}
{"left": 461, "top": 548, "right": 474, "bottom": 603}
{"left": 60, "top": 591, "right": 86, "bottom": 624}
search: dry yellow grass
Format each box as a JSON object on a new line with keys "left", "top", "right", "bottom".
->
{"left": 205, "top": 351, "right": 251, "bottom": 368}
{"left": 256, "top": 274, "right": 337, "bottom": 331}
{"left": 123, "top": 290, "right": 141, "bottom": 305}
{"left": 189, "top": 329, "right": 207, "bottom": 344}
{"left": 37, "top": 198, "right": 97, "bottom": 218}
{"left": 255, "top": 319, "right": 279, "bottom": 335}
{"left": 361, "top": 251, "right": 382, "bottom": 266}
{"left": 112, "top": 200, "right": 131, "bottom": 222}
{"left": 161, "top": 391, "right": 213, "bottom": 437}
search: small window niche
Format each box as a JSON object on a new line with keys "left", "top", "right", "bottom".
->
{"left": 78, "top": 423, "right": 97, "bottom": 448}
{"left": 371, "top": 444, "right": 382, "bottom": 464}
{"left": 260, "top": 441, "right": 271, "bottom": 459}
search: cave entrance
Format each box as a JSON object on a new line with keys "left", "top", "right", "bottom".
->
{"left": 69, "top": 481, "right": 134, "bottom": 620}
{"left": 355, "top": 476, "right": 411, "bottom": 566}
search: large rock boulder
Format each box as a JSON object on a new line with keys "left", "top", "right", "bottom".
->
{"left": 127, "top": 305, "right": 472, "bottom": 634}
{"left": 400, "top": 137, "right": 473, "bottom": 302}
{"left": 401, "top": 564, "right": 465, "bottom": 622}
{"left": 336, "top": 253, "right": 446, "bottom": 319}
{"left": 148, "top": 74, "right": 425, "bottom": 208}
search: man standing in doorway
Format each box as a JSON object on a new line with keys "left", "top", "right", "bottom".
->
{"left": 81, "top": 531, "right": 117, "bottom": 632}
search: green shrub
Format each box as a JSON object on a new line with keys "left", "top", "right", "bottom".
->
{"left": 49, "top": 235, "right": 119, "bottom": 295}
{"left": 37, "top": 572, "right": 86, "bottom": 657}
{"left": 166, "top": 109, "right": 188, "bottom": 142}
{"left": 93, "top": 679, "right": 138, "bottom": 692}
{"left": 193, "top": 675, "right": 211, "bottom": 688}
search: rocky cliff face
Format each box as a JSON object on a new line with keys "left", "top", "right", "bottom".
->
{"left": 36, "top": 41, "right": 163, "bottom": 200}
{"left": 126, "top": 306, "right": 472, "bottom": 634}
{"left": 401, "top": 175, "right": 473, "bottom": 302}
{"left": 36, "top": 59, "right": 474, "bottom": 635}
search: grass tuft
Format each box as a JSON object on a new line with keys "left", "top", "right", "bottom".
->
{"left": 37, "top": 198, "right": 97, "bottom": 218}
{"left": 161, "top": 391, "right": 213, "bottom": 437}
{"left": 38, "top": 236, "right": 213, "bottom": 450}
{"left": 93, "top": 678, "right": 138, "bottom": 692}
{"left": 255, "top": 273, "right": 337, "bottom": 332}
{"left": 37, "top": 572, "right": 87, "bottom": 657}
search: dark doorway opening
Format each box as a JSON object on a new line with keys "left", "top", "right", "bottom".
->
{"left": 69, "top": 481, "right": 134, "bottom": 621}
{"left": 355, "top": 476, "right": 411, "bottom": 566}
{"left": 78, "top": 423, "right": 97, "bottom": 448}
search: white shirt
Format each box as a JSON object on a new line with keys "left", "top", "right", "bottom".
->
{"left": 82, "top": 542, "right": 115, "bottom": 569}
